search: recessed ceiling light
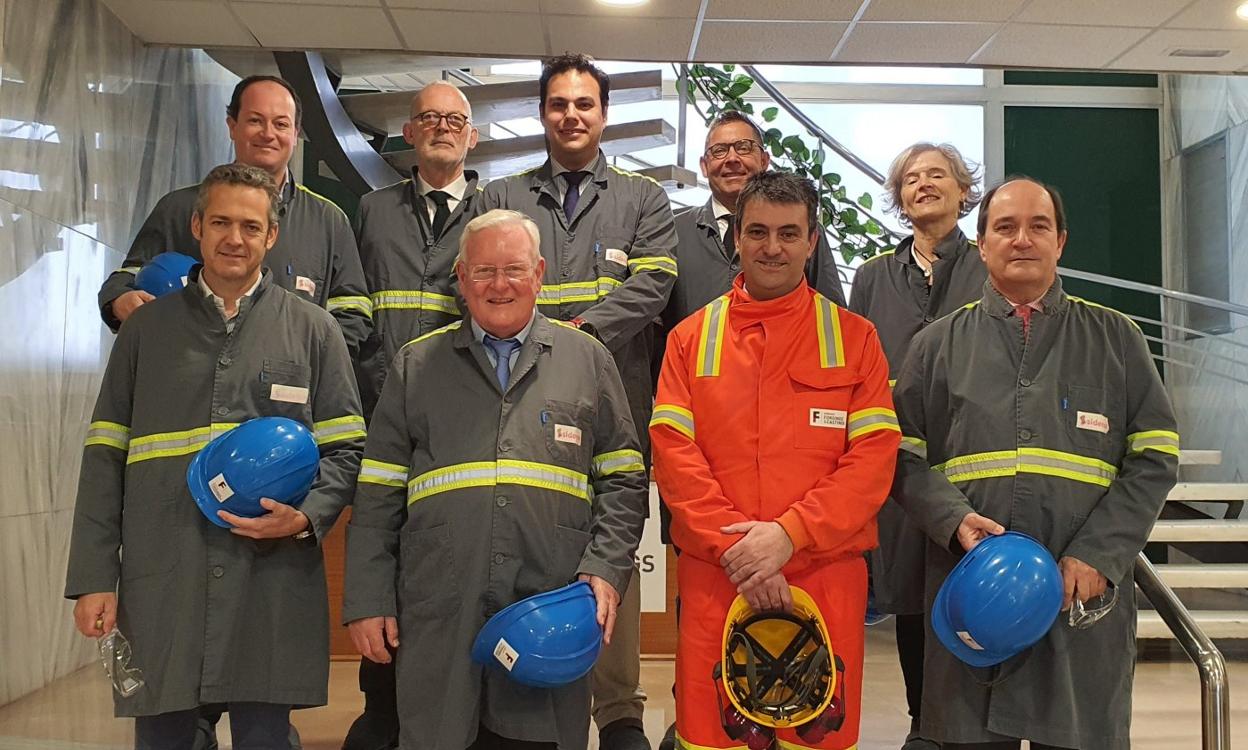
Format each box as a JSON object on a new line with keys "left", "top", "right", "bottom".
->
{"left": 598, "top": 0, "right": 650, "bottom": 6}
{"left": 1168, "top": 47, "right": 1230, "bottom": 58}
{"left": 1237, "top": 2, "right": 1248, "bottom": 21}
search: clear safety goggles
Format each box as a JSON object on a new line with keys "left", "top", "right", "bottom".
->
{"left": 99, "top": 628, "right": 145, "bottom": 697}
{"left": 1069, "top": 582, "right": 1119, "bottom": 630}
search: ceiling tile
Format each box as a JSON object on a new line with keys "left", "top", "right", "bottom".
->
{"left": 704, "top": 0, "right": 860, "bottom": 22}
{"left": 544, "top": 15, "right": 696, "bottom": 61}
{"left": 1167, "top": 0, "right": 1248, "bottom": 29}
{"left": 1110, "top": 28, "right": 1248, "bottom": 72}
{"left": 973, "top": 23, "right": 1151, "bottom": 69}
{"left": 390, "top": 9, "right": 546, "bottom": 57}
{"left": 693, "top": 20, "right": 847, "bottom": 63}
{"left": 231, "top": 3, "right": 401, "bottom": 48}
{"left": 100, "top": 0, "right": 257, "bottom": 46}
{"left": 385, "top": 0, "right": 538, "bottom": 8}
{"left": 863, "top": 0, "right": 1026, "bottom": 23}
{"left": 835, "top": 22, "right": 998, "bottom": 64}
{"left": 1013, "top": 0, "right": 1188, "bottom": 28}
{"left": 541, "top": 0, "right": 701, "bottom": 18}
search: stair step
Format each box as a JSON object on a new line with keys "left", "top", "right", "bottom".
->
{"left": 1137, "top": 610, "right": 1248, "bottom": 638}
{"left": 1166, "top": 482, "right": 1248, "bottom": 502}
{"left": 1179, "top": 449, "right": 1222, "bottom": 465}
{"left": 385, "top": 119, "right": 676, "bottom": 179}
{"left": 343, "top": 69, "right": 663, "bottom": 135}
{"left": 1149, "top": 519, "right": 1248, "bottom": 543}
{"left": 1154, "top": 564, "right": 1248, "bottom": 588}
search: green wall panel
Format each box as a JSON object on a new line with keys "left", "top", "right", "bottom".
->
{"left": 1004, "top": 70, "right": 1158, "bottom": 88}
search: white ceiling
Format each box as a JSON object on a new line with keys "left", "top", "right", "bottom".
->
{"left": 100, "top": 0, "right": 1248, "bottom": 74}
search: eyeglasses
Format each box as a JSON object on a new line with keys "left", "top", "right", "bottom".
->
{"left": 705, "top": 138, "right": 762, "bottom": 160}
{"left": 413, "top": 111, "right": 471, "bottom": 133}
{"left": 466, "top": 264, "right": 533, "bottom": 283}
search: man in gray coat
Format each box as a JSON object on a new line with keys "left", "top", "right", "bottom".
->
{"left": 891, "top": 177, "right": 1179, "bottom": 749}
{"left": 345, "top": 80, "right": 481, "bottom": 750}
{"left": 344, "top": 209, "right": 648, "bottom": 750}
{"left": 66, "top": 164, "right": 365, "bottom": 749}
{"left": 97, "top": 75, "right": 372, "bottom": 358}
{"left": 475, "top": 53, "right": 676, "bottom": 750}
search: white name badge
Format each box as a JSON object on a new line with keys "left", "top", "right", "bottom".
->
{"left": 809, "top": 408, "right": 847, "bottom": 429}
{"left": 295, "top": 276, "right": 317, "bottom": 296}
{"left": 605, "top": 248, "right": 628, "bottom": 266}
{"left": 271, "top": 384, "right": 310, "bottom": 404}
{"left": 209, "top": 473, "right": 234, "bottom": 503}
{"left": 555, "top": 424, "right": 583, "bottom": 446}
{"left": 493, "top": 638, "right": 519, "bottom": 671}
{"left": 1076, "top": 411, "right": 1110, "bottom": 434}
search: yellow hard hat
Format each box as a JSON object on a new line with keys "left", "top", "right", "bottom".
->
{"left": 718, "top": 586, "right": 836, "bottom": 729}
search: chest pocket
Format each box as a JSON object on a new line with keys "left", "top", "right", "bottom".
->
{"left": 543, "top": 399, "right": 593, "bottom": 471}
{"left": 1062, "top": 384, "right": 1122, "bottom": 458}
{"left": 258, "top": 358, "right": 314, "bottom": 419}
{"left": 595, "top": 230, "right": 633, "bottom": 283}
{"left": 789, "top": 367, "right": 862, "bottom": 452}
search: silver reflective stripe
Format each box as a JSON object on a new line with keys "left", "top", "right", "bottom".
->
{"left": 85, "top": 422, "right": 130, "bottom": 450}
{"left": 313, "top": 416, "right": 366, "bottom": 445}
{"left": 359, "top": 460, "right": 407, "bottom": 487}
{"left": 697, "top": 298, "right": 727, "bottom": 377}
{"left": 409, "top": 464, "right": 498, "bottom": 503}
{"left": 650, "top": 405, "right": 695, "bottom": 439}
{"left": 372, "top": 291, "right": 458, "bottom": 314}
{"left": 900, "top": 437, "right": 927, "bottom": 460}
{"left": 846, "top": 410, "right": 899, "bottom": 439}
{"left": 593, "top": 450, "right": 645, "bottom": 477}
{"left": 815, "top": 296, "right": 844, "bottom": 368}
{"left": 937, "top": 453, "right": 1017, "bottom": 482}
{"left": 497, "top": 462, "right": 590, "bottom": 500}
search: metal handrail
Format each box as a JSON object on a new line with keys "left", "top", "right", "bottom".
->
{"left": 1058, "top": 267, "right": 1248, "bottom": 318}
{"left": 1133, "top": 554, "right": 1230, "bottom": 749}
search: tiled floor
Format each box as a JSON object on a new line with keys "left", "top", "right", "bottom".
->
{"left": 1, "top": 622, "right": 1244, "bottom": 749}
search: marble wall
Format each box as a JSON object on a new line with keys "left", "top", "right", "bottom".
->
{"left": 0, "top": 0, "right": 238, "bottom": 705}
{"left": 1160, "top": 74, "right": 1248, "bottom": 489}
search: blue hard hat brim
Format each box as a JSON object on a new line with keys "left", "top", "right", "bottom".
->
{"left": 931, "top": 575, "right": 1013, "bottom": 668}
{"left": 471, "top": 581, "right": 601, "bottom": 686}
{"left": 188, "top": 447, "right": 233, "bottom": 528}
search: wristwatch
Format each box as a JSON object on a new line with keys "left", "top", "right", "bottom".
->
{"left": 293, "top": 513, "right": 314, "bottom": 540}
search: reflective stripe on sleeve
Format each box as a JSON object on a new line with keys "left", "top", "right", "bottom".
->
{"left": 371, "top": 290, "right": 458, "bottom": 316}
{"left": 327, "top": 295, "right": 374, "bottom": 317}
{"left": 846, "top": 407, "right": 900, "bottom": 440}
{"left": 536, "top": 278, "right": 622, "bottom": 306}
{"left": 126, "top": 423, "right": 239, "bottom": 464}
{"left": 116, "top": 266, "right": 141, "bottom": 276}
{"left": 85, "top": 421, "right": 130, "bottom": 451}
{"left": 592, "top": 449, "right": 645, "bottom": 477}
{"left": 933, "top": 448, "right": 1119, "bottom": 488}
{"left": 627, "top": 256, "right": 678, "bottom": 277}
{"left": 650, "top": 404, "right": 695, "bottom": 440}
{"left": 359, "top": 459, "right": 408, "bottom": 487}
{"left": 407, "top": 460, "right": 590, "bottom": 505}
{"left": 814, "top": 295, "right": 845, "bottom": 369}
{"left": 313, "top": 415, "right": 366, "bottom": 445}
{"left": 1126, "top": 429, "right": 1180, "bottom": 457}
{"left": 695, "top": 296, "right": 729, "bottom": 378}
{"left": 899, "top": 436, "right": 927, "bottom": 459}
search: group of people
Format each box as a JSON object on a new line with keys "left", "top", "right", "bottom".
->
{"left": 63, "top": 52, "right": 1180, "bottom": 750}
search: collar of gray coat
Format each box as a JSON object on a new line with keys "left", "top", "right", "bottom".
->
{"left": 453, "top": 312, "right": 556, "bottom": 351}
{"left": 529, "top": 151, "right": 611, "bottom": 192}
{"left": 185, "top": 266, "right": 275, "bottom": 321}
{"left": 979, "top": 276, "right": 1069, "bottom": 319}
{"left": 407, "top": 166, "right": 480, "bottom": 205}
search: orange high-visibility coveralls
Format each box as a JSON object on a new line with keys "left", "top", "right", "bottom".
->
{"left": 651, "top": 277, "right": 900, "bottom": 750}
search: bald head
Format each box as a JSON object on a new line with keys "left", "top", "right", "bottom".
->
{"left": 411, "top": 81, "right": 472, "bottom": 122}
{"left": 403, "top": 80, "right": 479, "bottom": 184}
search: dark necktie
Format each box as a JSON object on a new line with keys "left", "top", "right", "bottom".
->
{"left": 427, "top": 190, "right": 451, "bottom": 238}
{"left": 563, "top": 171, "right": 587, "bottom": 222}
{"left": 484, "top": 335, "right": 521, "bottom": 388}
{"left": 723, "top": 215, "right": 736, "bottom": 258}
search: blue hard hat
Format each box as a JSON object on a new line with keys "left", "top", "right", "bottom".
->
{"left": 186, "top": 417, "right": 319, "bottom": 528}
{"left": 471, "top": 581, "right": 603, "bottom": 688}
{"left": 135, "top": 252, "right": 197, "bottom": 297}
{"left": 932, "top": 531, "right": 1063, "bottom": 668}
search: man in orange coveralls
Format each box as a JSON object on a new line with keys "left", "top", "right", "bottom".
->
{"left": 650, "top": 170, "right": 900, "bottom": 750}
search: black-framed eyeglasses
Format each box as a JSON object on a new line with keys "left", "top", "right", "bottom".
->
{"left": 705, "top": 138, "right": 762, "bottom": 160}
{"left": 413, "top": 111, "right": 471, "bottom": 133}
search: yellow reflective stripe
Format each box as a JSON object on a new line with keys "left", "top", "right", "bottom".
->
{"left": 627, "top": 256, "right": 678, "bottom": 276}
{"left": 695, "top": 296, "right": 729, "bottom": 378}
{"left": 776, "top": 740, "right": 857, "bottom": 750}
{"left": 85, "top": 421, "right": 130, "bottom": 450}
{"left": 327, "top": 295, "right": 374, "bottom": 317}
{"left": 126, "top": 423, "right": 239, "bottom": 464}
{"left": 117, "top": 266, "right": 141, "bottom": 275}
{"left": 1127, "top": 429, "right": 1180, "bottom": 456}
{"left": 408, "top": 460, "right": 591, "bottom": 505}
{"left": 313, "top": 415, "right": 365, "bottom": 445}
{"left": 371, "top": 290, "right": 458, "bottom": 315}
{"left": 536, "top": 278, "right": 622, "bottom": 305}
{"left": 934, "top": 448, "right": 1119, "bottom": 488}
{"left": 900, "top": 436, "right": 927, "bottom": 459}
{"left": 404, "top": 321, "right": 462, "bottom": 348}
{"left": 888, "top": 378, "right": 897, "bottom": 388}
{"left": 593, "top": 449, "right": 645, "bottom": 477}
{"left": 673, "top": 731, "right": 747, "bottom": 750}
{"left": 1068, "top": 295, "right": 1143, "bottom": 332}
{"left": 846, "top": 407, "right": 900, "bottom": 440}
{"left": 650, "top": 404, "right": 695, "bottom": 440}
{"left": 359, "top": 459, "right": 408, "bottom": 487}
{"left": 814, "top": 295, "right": 845, "bottom": 368}
{"left": 962, "top": 299, "right": 982, "bottom": 310}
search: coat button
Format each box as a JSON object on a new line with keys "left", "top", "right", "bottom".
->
{"left": 211, "top": 565, "right": 224, "bottom": 578}
{"left": 215, "top": 406, "right": 228, "bottom": 417}
{"left": 496, "top": 496, "right": 509, "bottom": 508}
{"left": 1019, "top": 429, "right": 1032, "bottom": 441}
{"left": 218, "top": 356, "right": 232, "bottom": 367}
{"left": 499, "top": 440, "right": 512, "bottom": 453}
{"left": 1020, "top": 377, "right": 1032, "bottom": 387}
{"left": 493, "top": 553, "right": 505, "bottom": 564}
{"left": 923, "top": 315, "right": 935, "bottom": 323}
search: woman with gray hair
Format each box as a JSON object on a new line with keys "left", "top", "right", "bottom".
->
{"left": 848, "top": 142, "right": 988, "bottom": 750}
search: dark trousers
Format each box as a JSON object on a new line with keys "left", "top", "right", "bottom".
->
{"left": 466, "top": 725, "right": 557, "bottom": 750}
{"left": 943, "top": 742, "right": 1073, "bottom": 750}
{"left": 895, "top": 612, "right": 926, "bottom": 722}
{"left": 135, "top": 703, "right": 290, "bottom": 750}
{"left": 358, "top": 656, "right": 398, "bottom": 713}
